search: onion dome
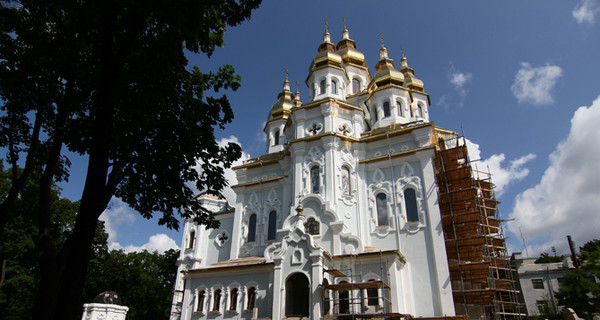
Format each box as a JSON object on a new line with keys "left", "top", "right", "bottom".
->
{"left": 336, "top": 24, "right": 367, "bottom": 68}
{"left": 92, "top": 291, "right": 123, "bottom": 305}
{"left": 309, "top": 24, "right": 343, "bottom": 72}
{"left": 400, "top": 53, "right": 424, "bottom": 91}
{"left": 269, "top": 72, "right": 294, "bottom": 120}
{"left": 370, "top": 37, "right": 405, "bottom": 89}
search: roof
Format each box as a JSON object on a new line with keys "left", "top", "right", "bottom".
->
{"left": 186, "top": 257, "right": 273, "bottom": 274}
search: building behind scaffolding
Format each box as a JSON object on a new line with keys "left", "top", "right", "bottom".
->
{"left": 169, "top": 25, "right": 522, "bottom": 320}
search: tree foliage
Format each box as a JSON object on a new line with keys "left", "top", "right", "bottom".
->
{"left": 555, "top": 239, "right": 600, "bottom": 319}
{"left": 0, "top": 163, "right": 179, "bottom": 320}
{"left": 535, "top": 253, "right": 563, "bottom": 264}
{"left": 84, "top": 249, "right": 179, "bottom": 320}
{"left": 0, "top": 0, "right": 261, "bottom": 319}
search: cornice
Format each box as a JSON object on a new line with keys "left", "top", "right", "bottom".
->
{"left": 358, "top": 145, "right": 436, "bottom": 164}
{"left": 231, "top": 175, "right": 287, "bottom": 189}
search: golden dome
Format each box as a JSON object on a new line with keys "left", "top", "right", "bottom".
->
{"left": 400, "top": 55, "right": 424, "bottom": 91}
{"left": 370, "top": 44, "right": 404, "bottom": 90}
{"left": 309, "top": 29, "right": 344, "bottom": 72}
{"left": 269, "top": 76, "right": 294, "bottom": 120}
{"left": 336, "top": 27, "right": 367, "bottom": 68}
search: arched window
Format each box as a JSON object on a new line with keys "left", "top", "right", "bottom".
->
{"left": 373, "top": 107, "right": 378, "bottom": 121}
{"left": 246, "top": 287, "right": 256, "bottom": 310}
{"left": 248, "top": 214, "right": 256, "bottom": 242}
{"left": 352, "top": 78, "right": 360, "bottom": 94}
{"left": 410, "top": 106, "right": 414, "bottom": 118}
{"left": 229, "top": 288, "right": 238, "bottom": 311}
{"left": 310, "top": 166, "right": 320, "bottom": 194}
{"left": 397, "top": 100, "right": 404, "bottom": 117}
{"left": 383, "top": 101, "right": 391, "bottom": 117}
{"left": 320, "top": 80, "right": 326, "bottom": 95}
{"left": 268, "top": 211, "right": 277, "bottom": 240}
{"left": 418, "top": 103, "right": 424, "bottom": 117}
{"left": 367, "top": 279, "right": 379, "bottom": 306}
{"left": 187, "top": 230, "right": 195, "bottom": 249}
{"left": 376, "top": 193, "right": 389, "bottom": 226}
{"left": 305, "top": 217, "right": 320, "bottom": 235}
{"left": 196, "top": 290, "right": 206, "bottom": 312}
{"left": 273, "top": 129, "right": 280, "bottom": 146}
{"left": 213, "top": 289, "right": 221, "bottom": 311}
{"left": 404, "top": 188, "right": 419, "bottom": 222}
{"left": 341, "top": 166, "right": 351, "bottom": 195}
{"left": 331, "top": 79, "right": 337, "bottom": 94}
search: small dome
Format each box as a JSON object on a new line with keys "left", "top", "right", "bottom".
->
{"left": 269, "top": 77, "right": 294, "bottom": 120}
{"left": 400, "top": 55, "right": 424, "bottom": 91}
{"left": 336, "top": 27, "right": 367, "bottom": 68}
{"left": 309, "top": 29, "right": 343, "bottom": 72}
{"left": 92, "top": 291, "right": 123, "bottom": 305}
{"left": 370, "top": 44, "right": 404, "bottom": 90}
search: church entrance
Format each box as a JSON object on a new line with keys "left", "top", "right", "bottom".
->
{"left": 285, "top": 272, "right": 310, "bottom": 317}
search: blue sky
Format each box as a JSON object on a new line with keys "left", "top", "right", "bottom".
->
{"left": 72, "top": 0, "right": 600, "bottom": 257}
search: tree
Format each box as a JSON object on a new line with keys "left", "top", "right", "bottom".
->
{"left": 0, "top": 162, "right": 106, "bottom": 320}
{"left": 0, "top": 1, "right": 261, "bottom": 319}
{"left": 555, "top": 239, "right": 600, "bottom": 319}
{"left": 84, "top": 249, "right": 179, "bottom": 320}
{"left": 535, "top": 253, "right": 563, "bottom": 264}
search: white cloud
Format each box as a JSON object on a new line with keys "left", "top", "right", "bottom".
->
{"left": 465, "top": 139, "right": 535, "bottom": 196}
{"left": 99, "top": 198, "right": 136, "bottom": 248}
{"left": 511, "top": 63, "right": 562, "bottom": 106}
{"left": 99, "top": 198, "right": 178, "bottom": 253}
{"left": 450, "top": 72, "right": 472, "bottom": 89}
{"left": 441, "top": 64, "right": 473, "bottom": 108}
{"left": 215, "top": 135, "right": 249, "bottom": 204}
{"left": 573, "top": 0, "right": 600, "bottom": 24}
{"left": 507, "top": 95, "right": 600, "bottom": 256}
{"left": 116, "top": 233, "right": 179, "bottom": 253}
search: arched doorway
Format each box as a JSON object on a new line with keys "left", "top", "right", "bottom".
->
{"left": 339, "top": 281, "right": 349, "bottom": 314}
{"left": 285, "top": 272, "right": 310, "bottom": 317}
{"left": 323, "top": 279, "right": 331, "bottom": 316}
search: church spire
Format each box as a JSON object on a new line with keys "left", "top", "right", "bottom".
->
{"left": 400, "top": 51, "right": 424, "bottom": 91}
{"left": 370, "top": 33, "right": 404, "bottom": 89}
{"left": 336, "top": 18, "right": 367, "bottom": 68}
{"left": 268, "top": 68, "right": 294, "bottom": 121}
{"left": 294, "top": 80, "right": 302, "bottom": 107}
{"left": 318, "top": 19, "right": 336, "bottom": 53}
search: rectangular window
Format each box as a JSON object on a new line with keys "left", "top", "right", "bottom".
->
{"left": 531, "top": 278, "right": 544, "bottom": 289}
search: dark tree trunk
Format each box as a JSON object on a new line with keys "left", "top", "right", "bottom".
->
{"left": 33, "top": 1, "right": 121, "bottom": 318}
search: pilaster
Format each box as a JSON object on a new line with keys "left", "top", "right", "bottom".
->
{"left": 310, "top": 254, "right": 324, "bottom": 320}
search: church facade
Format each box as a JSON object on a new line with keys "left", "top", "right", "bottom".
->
{"left": 170, "top": 26, "right": 464, "bottom": 320}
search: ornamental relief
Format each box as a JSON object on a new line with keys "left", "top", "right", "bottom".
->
{"left": 245, "top": 192, "right": 261, "bottom": 212}
{"left": 305, "top": 121, "right": 323, "bottom": 136}
{"left": 338, "top": 150, "right": 356, "bottom": 168}
{"left": 304, "top": 146, "right": 324, "bottom": 165}
{"left": 265, "top": 188, "right": 281, "bottom": 210}
{"left": 337, "top": 122, "right": 353, "bottom": 136}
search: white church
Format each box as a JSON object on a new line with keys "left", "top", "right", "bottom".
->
{"left": 169, "top": 25, "right": 492, "bottom": 320}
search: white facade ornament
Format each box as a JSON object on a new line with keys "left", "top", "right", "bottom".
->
{"left": 337, "top": 122, "right": 353, "bottom": 135}
{"left": 305, "top": 121, "right": 323, "bottom": 136}
{"left": 215, "top": 230, "right": 230, "bottom": 247}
